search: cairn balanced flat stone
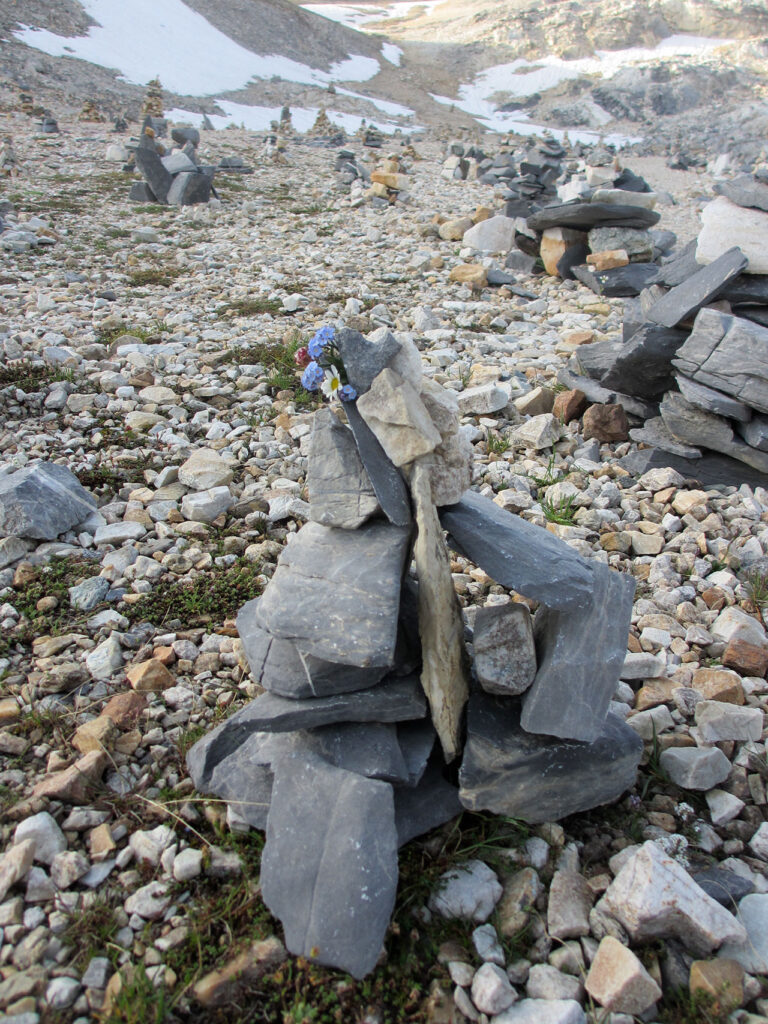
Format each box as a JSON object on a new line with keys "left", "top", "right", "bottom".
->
{"left": 133, "top": 147, "right": 173, "bottom": 204}
{"left": 527, "top": 202, "right": 660, "bottom": 233}
{"left": 187, "top": 727, "right": 279, "bottom": 828}
{"left": 307, "top": 408, "right": 380, "bottom": 530}
{"left": 715, "top": 175, "right": 768, "bottom": 213}
{"left": 618, "top": 447, "right": 768, "bottom": 490}
{"left": 655, "top": 239, "right": 700, "bottom": 287}
{"left": 675, "top": 375, "right": 753, "bottom": 423}
{"left": 357, "top": 368, "right": 441, "bottom": 468}
{"left": 521, "top": 561, "right": 636, "bottom": 742}
{"left": 335, "top": 328, "right": 401, "bottom": 396}
{"left": 397, "top": 719, "right": 436, "bottom": 787}
{"left": 599, "top": 325, "right": 689, "bottom": 399}
{"left": 261, "top": 753, "right": 398, "bottom": 979}
{"left": 411, "top": 461, "right": 469, "bottom": 762}
{"left": 673, "top": 308, "right": 768, "bottom": 414}
{"left": 345, "top": 402, "right": 411, "bottom": 527}
{"left": 439, "top": 489, "right": 594, "bottom": 610}
{"left": 0, "top": 462, "right": 97, "bottom": 540}
{"left": 647, "top": 247, "right": 748, "bottom": 328}
{"left": 459, "top": 693, "right": 643, "bottom": 823}
{"left": 237, "top": 601, "right": 387, "bottom": 698}
{"left": 572, "top": 263, "right": 660, "bottom": 298}
{"left": 255, "top": 520, "right": 409, "bottom": 667}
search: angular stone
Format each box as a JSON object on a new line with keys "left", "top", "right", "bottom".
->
{"left": 439, "top": 490, "right": 594, "bottom": 610}
{"left": 68, "top": 576, "right": 109, "bottom": 611}
{"left": 593, "top": 188, "right": 657, "bottom": 208}
{"left": 0, "top": 839, "right": 35, "bottom": 902}
{"left": 72, "top": 715, "right": 116, "bottom": 754}
{"left": 459, "top": 694, "right": 642, "bottom": 823}
{"left": 521, "top": 561, "right": 635, "bottom": 742}
{"left": 694, "top": 701, "right": 763, "bottom": 743}
{"left": 345, "top": 401, "right": 411, "bottom": 527}
{"left": 715, "top": 175, "right": 768, "bottom": 213}
{"left": 134, "top": 146, "right": 173, "bottom": 204}
{"left": 126, "top": 659, "right": 174, "bottom": 692}
{"left": 178, "top": 449, "right": 233, "bottom": 490}
{"left": 13, "top": 812, "right": 66, "bottom": 866}
{"left": 411, "top": 462, "right": 468, "bottom": 761}
{"left": 693, "top": 866, "right": 754, "bottom": 908}
{"left": 658, "top": 746, "right": 731, "bottom": 790}
{"left": 393, "top": 757, "right": 461, "bottom": 846}
{"left": 541, "top": 227, "right": 588, "bottom": 276}
{"left": 473, "top": 603, "right": 536, "bottom": 696}
{"left": 307, "top": 408, "right": 379, "bottom": 529}
{"left": 168, "top": 170, "right": 213, "bottom": 206}
{"left": 572, "top": 262, "right": 660, "bottom": 297}
{"left": 738, "top": 415, "right": 768, "bottom": 451}
{"left": 357, "top": 368, "right": 441, "bottom": 468}
{"left": 416, "top": 431, "right": 472, "bottom": 506}
{"left": 719, "top": 894, "right": 768, "bottom": 972}
{"left": 457, "top": 383, "right": 509, "bottom": 416}
{"left": 588, "top": 226, "right": 653, "bottom": 260}
{"left": 585, "top": 936, "right": 662, "bottom": 1014}
{"left": 689, "top": 959, "right": 744, "bottom": 1010}
{"left": 0, "top": 463, "right": 96, "bottom": 540}
{"left": 548, "top": 871, "right": 593, "bottom": 939}
{"left": 497, "top": 866, "right": 542, "bottom": 937}
{"left": 237, "top": 602, "right": 386, "bottom": 699}
{"left": 527, "top": 202, "right": 660, "bottom": 232}
{"left": 660, "top": 392, "right": 768, "bottom": 474}
{"left": 193, "top": 938, "right": 286, "bottom": 1008}
{"left": 31, "top": 751, "right": 108, "bottom": 804}
{"left": 697, "top": 197, "right": 768, "bottom": 274}
{"left": 335, "top": 328, "right": 401, "bottom": 396}
{"left": 557, "top": 367, "right": 656, "bottom": 422}
{"left": 429, "top": 859, "right": 502, "bottom": 923}
{"left": 552, "top": 388, "right": 588, "bottom": 423}
{"left": 647, "top": 247, "right": 748, "bottom": 328}
{"left": 526, "top": 964, "right": 583, "bottom": 1002}
{"left": 582, "top": 403, "right": 629, "bottom": 442}
{"left": 261, "top": 753, "right": 398, "bottom": 979}
{"left": 463, "top": 216, "right": 517, "bottom": 252}
{"left": 676, "top": 375, "right": 753, "bottom": 423}
{"left": 472, "top": 962, "right": 517, "bottom": 1015}
{"left": 180, "top": 485, "right": 234, "bottom": 523}
{"left": 255, "top": 520, "right": 409, "bottom": 667}
{"left": 600, "top": 326, "right": 688, "bottom": 399}
{"left": 601, "top": 840, "right": 746, "bottom": 956}
{"left": 450, "top": 263, "right": 487, "bottom": 288}
{"left": 491, "top": 998, "right": 586, "bottom": 1024}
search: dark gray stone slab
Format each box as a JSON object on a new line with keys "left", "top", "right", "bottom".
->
{"left": 0, "top": 463, "right": 96, "bottom": 541}
{"left": 721, "top": 275, "right": 768, "bottom": 305}
{"left": 134, "top": 147, "right": 173, "bottom": 204}
{"left": 600, "top": 324, "right": 688, "bottom": 399}
{"left": 308, "top": 407, "right": 380, "bottom": 529}
{"left": 613, "top": 168, "right": 652, "bottom": 193}
{"left": 255, "top": 520, "right": 410, "bottom": 667}
{"left": 629, "top": 417, "right": 703, "bottom": 459}
{"left": 187, "top": 727, "right": 278, "bottom": 828}
{"left": 556, "top": 368, "right": 657, "bottom": 422}
{"left": 573, "top": 341, "right": 625, "bottom": 381}
{"left": 171, "top": 125, "right": 200, "bottom": 147}
{"left": 459, "top": 694, "right": 643, "bottom": 824}
{"left": 520, "top": 561, "right": 636, "bottom": 742}
{"left": 394, "top": 759, "right": 462, "bottom": 846}
{"left": 715, "top": 175, "right": 768, "bottom": 213}
{"left": 692, "top": 867, "right": 755, "bottom": 909}
{"left": 438, "top": 490, "right": 594, "bottom": 610}
{"left": 676, "top": 375, "right": 752, "bottom": 423}
{"left": 167, "top": 170, "right": 213, "bottom": 206}
{"left": 237, "top": 600, "right": 386, "bottom": 698}
{"left": 619, "top": 447, "right": 768, "bottom": 489}
{"left": 556, "top": 243, "right": 589, "bottom": 281}
{"left": 572, "top": 262, "right": 661, "bottom": 297}
{"left": 651, "top": 229, "right": 677, "bottom": 255}
{"left": 396, "top": 719, "right": 436, "bottom": 787}
{"left": 345, "top": 402, "right": 411, "bottom": 527}
{"left": 655, "top": 239, "right": 700, "bottom": 287}
{"left": 335, "top": 328, "right": 401, "bottom": 395}
{"left": 261, "top": 753, "right": 398, "bottom": 978}
{"left": 673, "top": 308, "right": 768, "bottom": 414}
{"left": 647, "top": 247, "right": 748, "bottom": 328}
{"left": 623, "top": 299, "right": 643, "bottom": 340}
{"left": 128, "top": 181, "right": 157, "bottom": 203}
{"left": 737, "top": 415, "right": 768, "bottom": 452}
{"left": 473, "top": 603, "right": 536, "bottom": 696}
{"left": 736, "top": 307, "right": 768, "bottom": 329}
{"left": 310, "top": 722, "right": 409, "bottom": 783}
{"left": 527, "top": 202, "right": 660, "bottom": 232}
{"left": 505, "top": 249, "right": 537, "bottom": 273}
{"left": 660, "top": 392, "right": 768, "bottom": 472}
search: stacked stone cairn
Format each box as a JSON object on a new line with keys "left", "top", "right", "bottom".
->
{"left": 129, "top": 121, "right": 215, "bottom": 207}
{"left": 141, "top": 77, "right": 164, "bottom": 119}
{"left": 78, "top": 100, "right": 104, "bottom": 122}
{"left": 187, "top": 327, "right": 644, "bottom": 979}
{"left": 555, "top": 166, "right": 768, "bottom": 486}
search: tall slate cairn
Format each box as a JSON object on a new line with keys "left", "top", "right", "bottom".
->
{"left": 543, "top": 162, "right": 768, "bottom": 486}
{"left": 128, "top": 118, "right": 214, "bottom": 207}
{"left": 187, "top": 329, "right": 642, "bottom": 978}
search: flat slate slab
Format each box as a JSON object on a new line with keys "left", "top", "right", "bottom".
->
{"left": 134, "top": 147, "right": 173, "bottom": 204}
{"left": 715, "top": 175, "right": 768, "bottom": 213}
{"left": 647, "top": 247, "right": 748, "bottom": 328}
{"left": 660, "top": 392, "right": 768, "bottom": 474}
{"left": 0, "top": 462, "right": 97, "bottom": 540}
{"left": 673, "top": 308, "right": 768, "bottom": 414}
{"left": 556, "top": 367, "right": 657, "bottom": 422}
{"left": 572, "top": 262, "right": 660, "bottom": 297}
{"left": 618, "top": 447, "right": 768, "bottom": 490}
{"left": 237, "top": 602, "right": 387, "bottom": 699}
{"left": 438, "top": 489, "right": 594, "bottom": 610}
{"left": 599, "top": 324, "right": 689, "bottom": 399}
{"left": 255, "top": 520, "right": 410, "bottom": 667}
{"left": 345, "top": 402, "right": 411, "bottom": 527}
{"left": 459, "top": 693, "right": 643, "bottom": 823}
{"left": 676, "top": 374, "right": 753, "bottom": 423}
{"left": 721, "top": 274, "right": 768, "bottom": 306}
{"left": 520, "top": 561, "right": 636, "bottom": 742}
{"left": 261, "top": 753, "right": 398, "bottom": 978}
{"left": 527, "top": 202, "right": 660, "bottom": 232}
{"left": 307, "top": 407, "right": 380, "bottom": 530}
{"left": 655, "top": 239, "right": 700, "bottom": 287}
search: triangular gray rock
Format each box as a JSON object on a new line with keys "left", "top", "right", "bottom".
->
{"left": 335, "top": 327, "right": 401, "bottom": 395}
{"left": 0, "top": 463, "right": 97, "bottom": 540}
{"left": 134, "top": 146, "right": 173, "bottom": 204}
{"left": 647, "top": 247, "right": 747, "bottom": 328}
{"left": 308, "top": 407, "right": 380, "bottom": 529}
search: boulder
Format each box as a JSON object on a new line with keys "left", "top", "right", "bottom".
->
{"left": 0, "top": 463, "right": 96, "bottom": 540}
{"left": 697, "top": 197, "right": 768, "bottom": 274}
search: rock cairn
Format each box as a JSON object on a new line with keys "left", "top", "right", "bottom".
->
{"left": 187, "top": 326, "right": 642, "bottom": 978}
{"left": 141, "top": 78, "right": 164, "bottom": 119}
{"left": 128, "top": 122, "right": 215, "bottom": 207}
{"left": 78, "top": 100, "right": 104, "bottom": 122}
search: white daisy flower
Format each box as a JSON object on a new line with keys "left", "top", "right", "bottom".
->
{"left": 321, "top": 365, "right": 342, "bottom": 400}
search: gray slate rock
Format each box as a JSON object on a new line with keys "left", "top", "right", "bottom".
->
{"left": 307, "top": 407, "right": 380, "bottom": 529}
{"left": 345, "top": 402, "right": 411, "bottom": 527}
{"left": 335, "top": 328, "right": 401, "bottom": 395}
{"left": 473, "top": 603, "right": 537, "bottom": 696}
{"left": 459, "top": 693, "right": 643, "bottom": 823}
{"left": 660, "top": 392, "right": 768, "bottom": 473}
{"left": 134, "top": 147, "right": 173, "bottom": 204}
{"left": 572, "top": 262, "right": 660, "bottom": 297}
{"left": 738, "top": 415, "right": 768, "bottom": 451}
{"left": 0, "top": 463, "right": 97, "bottom": 540}
{"left": 647, "top": 247, "right": 747, "bottom": 328}
{"left": 721, "top": 274, "right": 768, "bottom": 306}
{"left": 600, "top": 325, "right": 688, "bottom": 398}
{"left": 527, "top": 202, "right": 660, "bottom": 232}
{"left": 187, "top": 727, "right": 277, "bottom": 828}
{"left": 656, "top": 239, "right": 700, "bottom": 287}
{"left": 676, "top": 374, "right": 753, "bottom": 423}
{"left": 521, "top": 561, "right": 636, "bottom": 742}
{"left": 68, "top": 576, "right": 110, "bottom": 611}
{"left": 629, "top": 416, "right": 702, "bottom": 459}
{"left": 167, "top": 171, "right": 213, "bottom": 206}
{"left": 618, "top": 447, "right": 768, "bottom": 490}
{"left": 396, "top": 719, "right": 436, "bottom": 787}
{"left": 715, "top": 175, "right": 768, "bottom": 213}
{"left": 439, "top": 490, "right": 594, "bottom": 610}
{"left": 261, "top": 753, "right": 398, "bottom": 978}
{"left": 692, "top": 867, "right": 754, "bottom": 909}
{"left": 237, "top": 601, "right": 386, "bottom": 698}
{"left": 673, "top": 308, "right": 768, "bottom": 414}
{"left": 394, "top": 759, "right": 462, "bottom": 846}
{"left": 556, "top": 367, "right": 657, "bottom": 421}
{"left": 255, "top": 520, "right": 410, "bottom": 667}
{"left": 128, "top": 181, "right": 157, "bottom": 203}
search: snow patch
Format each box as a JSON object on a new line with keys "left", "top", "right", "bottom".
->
{"left": 166, "top": 103, "right": 419, "bottom": 136}
{"left": 381, "top": 43, "right": 404, "bottom": 66}
{"left": 15, "top": 0, "right": 380, "bottom": 95}
{"left": 335, "top": 86, "right": 413, "bottom": 116}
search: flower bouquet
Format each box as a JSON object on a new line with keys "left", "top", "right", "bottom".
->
{"left": 294, "top": 325, "right": 356, "bottom": 402}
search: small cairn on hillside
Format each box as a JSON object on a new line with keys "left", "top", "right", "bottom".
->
{"left": 128, "top": 120, "right": 215, "bottom": 207}
{"left": 188, "top": 325, "right": 643, "bottom": 978}
{"left": 141, "top": 77, "right": 164, "bottom": 119}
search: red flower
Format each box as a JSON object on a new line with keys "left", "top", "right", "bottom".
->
{"left": 294, "top": 346, "right": 311, "bottom": 367}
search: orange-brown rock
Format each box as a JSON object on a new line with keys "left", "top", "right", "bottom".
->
{"left": 540, "top": 227, "right": 587, "bottom": 276}
{"left": 472, "top": 206, "right": 493, "bottom": 223}
{"left": 126, "top": 659, "right": 175, "bottom": 692}
{"left": 690, "top": 668, "right": 745, "bottom": 704}
{"left": 439, "top": 217, "right": 473, "bottom": 241}
{"left": 582, "top": 403, "right": 629, "bottom": 443}
{"left": 100, "top": 690, "right": 147, "bottom": 728}
{"left": 72, "top": 716, "right": 116, "bottom": 755}
{"left": 553, "top": 388, "right": 588, "bottom": 423}
{"left": 32, "top": 750, "right": 108, "bottom": 803}
{"left": 587, "top": 249, "right": 630, "bottom": 271}
{"left": 449, "top": 264, "right": 487, "bottom": 289}
{"left": 723, "top": 635, "right": 768, "bottom": 677}
{"left": 370, "top": 171, "right": 409, "bottom": 191}
{"left": 689, "top": 959, "right": 744, "bottom": 1010}
{"left": 563, "top": 330, "right": 595, "bottom": 346}
{"left": 153, "top": 645, "right": 176, "bottom": 666}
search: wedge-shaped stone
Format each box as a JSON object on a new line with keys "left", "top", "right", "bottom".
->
{"left": 599, "top": 325, "right": 688, "bottom": 399}
{"left": 647, "top": 246, "right": 747, "bottom": 328}
{"left": 345, "top": 402, "right": 411, "bottom": 527}
{"left": 572, "top": 262, "right": 660, "bottom": 297}
{"left": 715, "top": 175, "right": 768, "bottom": 213}
{"left": 237, "top": 602, "right": 386, "bottom": 698}
{"left": 673, "top": 308, "right": 768, "bottom": 415}
{"left": 675, "top": 375, "right": 752, "bottom": 423}
{"left": 521, "top": 561, "right": 635, "bottom": 742}
{"left": 0, "top": 463, "right": 96, "bottom": 540}
{"left": 134, "top": 146, "right": 173, "bottom": 204}
{"left": 660, "top": 392, "right": 768, "bottom": 473}
{"left": 459, "top": 694, "right": 642, "bottom": 823}
{"left": 357, "top": 368, "right": 441, "bottom": 468}
{"left": 601, "top": 840, "right": 746, "bottom": 956}
{"left": 307, "top": 408, "right": 380, "bottom": 529}
{"left": 334, "top": 328, "right": 401, "bottom": 395}
{"left": 255, "top": 520, "right": 409, "bottom": 667}
{"left": 412, "top": 462, "right": 469, "bottom": 761}
{"left": 261, "top": 753, "right": 398, "bottom": 979}
{"left": 394, "top": 759, "right": 462, "bottom": 846}
{"left": 439, "top": 490, "right": 594, "bottom": 610}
